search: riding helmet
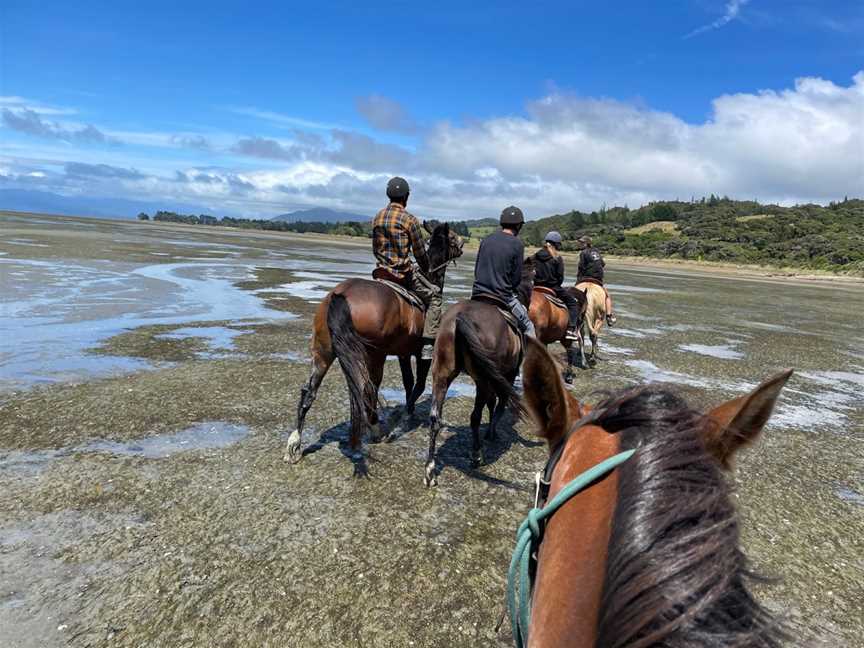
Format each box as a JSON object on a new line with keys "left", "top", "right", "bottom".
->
{"left": 500, "top": 205, "right": 524, "bottom": 226}
{"left": 386, "top": 176, "right": 410, "bottom": 200}
{"left": 545, "top": 231, "right": 563, "bottom": 246}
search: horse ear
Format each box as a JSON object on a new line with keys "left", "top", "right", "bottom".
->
{"left": 422, "top": 220, "right": 433, "bottom": 234}
{"left": 522, "top": 337, "right": 571, "bottom": 445}
{"left": 703, "top": 369, "right": 793, "bottom": 469}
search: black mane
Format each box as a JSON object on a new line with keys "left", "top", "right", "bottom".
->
{"left": 593, "top": 387, "right": 786, "bottom": 648}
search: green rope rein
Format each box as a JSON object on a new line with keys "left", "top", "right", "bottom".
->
{"left": 507, "top": 449, "right": 636, "bottom": 648}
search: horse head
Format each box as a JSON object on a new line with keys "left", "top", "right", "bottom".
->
{"left": 517, "top": 336, "right": 792, "bottom": 647}
{"left": 423, "top": 220, "right": 464, "bottom": 284}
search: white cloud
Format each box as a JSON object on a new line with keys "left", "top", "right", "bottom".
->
{"left": 3, "top": 72, "right": 862, "bottom": 219}
{"left": 225, "top": 106, "right": 339, "bottom": 131}
{"left": 684, "top": 0, "right": 750, "bottom": 39}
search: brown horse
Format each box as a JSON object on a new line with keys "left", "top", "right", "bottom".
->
{"left": 576, "top": 281, "right": 606, "bottom": 364}
{"left": 528, "top": 286, "right": 587, "bottom": 384}
{"left": 423, "top": 260, "right": 535, "bottom": 486}
{"left": 516, "top": 336, "right": 792, "bottom": 647}
{"left": 283, "top": 222, "right": 463, "bottom": 463}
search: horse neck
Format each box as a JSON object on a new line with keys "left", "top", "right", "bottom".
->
{"left": 426, "top": 237, "right": 448, "bottom": 288}
{"left": 529, "top": 425, "right": 620, "bottom": 648}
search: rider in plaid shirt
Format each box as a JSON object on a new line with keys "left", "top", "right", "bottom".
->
{"left": 372, "top": 177, "right": 441, "bottom": 360}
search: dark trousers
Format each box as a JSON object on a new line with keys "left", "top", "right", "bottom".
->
{"left": 553, "top": 287, "right": 582, "bottom": 329}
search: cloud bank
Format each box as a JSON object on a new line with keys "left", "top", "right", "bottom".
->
{"left": 1, "top": 73, "right": 862, "bottom": 219}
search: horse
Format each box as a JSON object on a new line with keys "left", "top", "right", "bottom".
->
{"left": 528, "top": 286, "right": 587, "bottom": 383}
{"left": 575, "top": 280, "right": 607, "bottom": 364}
{"left": 283, "top": 221, "right": 463, "bottom": 464}
{"left": 512, "top": 336, "right": 792, "bottom": 647}
{"left": 423, "top": 259, "right": 535, "bottom": 487}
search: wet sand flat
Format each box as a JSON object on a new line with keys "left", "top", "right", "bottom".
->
{"left": 1, "top": 211, "right": 863, "bottom": 647}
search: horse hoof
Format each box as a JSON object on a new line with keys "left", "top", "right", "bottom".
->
{"left": 424, "top": 463, "right": 437, "bottom": 487}
{"left": 470, "top": 452, "right": 484, "bottom": 468}
{"left": 283, "top": 431, "right": 302, "bottom": 464}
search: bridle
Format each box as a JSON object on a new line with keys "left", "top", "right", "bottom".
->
{"left": 505, "top": 408, "right": 636, "bottom": 648}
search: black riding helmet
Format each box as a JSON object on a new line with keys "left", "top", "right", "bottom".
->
{"left": 386, "top": 176, "right": 410, "bottom": 201}
{"left": 500, "top": 205, "right": 524, "bottom": 226}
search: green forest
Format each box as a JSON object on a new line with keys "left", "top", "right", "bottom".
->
{"left": 520, "top": 196, "right": 864, "bottom": 274}
{"left": 140, "top": 196, "right": 864, "bottom": 274}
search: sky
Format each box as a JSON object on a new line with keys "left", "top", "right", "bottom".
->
{"left": 1, "top": 0, "right": 862, "bottom": 220}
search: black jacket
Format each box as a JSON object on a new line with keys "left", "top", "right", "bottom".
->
{"left": 578, "top": 247, "right": 605, "bottom": 281}
{"left": 471, "top": 230, "right": 524, "bottom": 302}
{"left": 533, "top": 248, "right": 564, "bottom": 288}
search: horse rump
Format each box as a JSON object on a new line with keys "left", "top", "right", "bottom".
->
{"left": 454, "top": 313, "right": 522, "bottom": 415}
{"left": 327, "top": 293, "right": 377, "bottom": 445}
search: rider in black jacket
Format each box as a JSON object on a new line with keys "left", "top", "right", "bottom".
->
{"left": 532, "top": 231, "right": 583, "bottom": 340}
{"left": 577, "top": 235, "right": 617, "bottom": 326}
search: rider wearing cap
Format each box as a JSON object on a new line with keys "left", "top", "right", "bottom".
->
{"left": 532, "top": 231, "right": 583, "bottom": 340}
{"left": 471, "top": 206, "right": 536, "bottom": 338}
{"left": 372, "top": 177, "right": 442, "bottom": 359}
{"left": 576, "top": 235, "right": 617, "bottom": 326}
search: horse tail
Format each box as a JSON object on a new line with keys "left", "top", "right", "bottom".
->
{"left": 327, "top": 293, "right": 376, "bottom": 442}
{"left": 455, "top": 313, "right": 522, "bottom": 415}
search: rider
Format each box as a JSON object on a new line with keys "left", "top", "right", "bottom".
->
{"left": 576, "top": 235, "right": 617, "bottom": 326}
{"left": 372, "top": 176, "right": 442, "bottom": 359}
{"left": 532, "top": 231, "right": 583, "bottom": 340}
{"left": 471, "top": 206, "right": 536, "bottom": 338}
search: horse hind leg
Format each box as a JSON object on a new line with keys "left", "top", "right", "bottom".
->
{"left": 470, "top": 384, "right": 491, "bottom": 467}
{"left": 426, "top": 365, "right": 458, "bottom": 487}
{"left": 284, "top": 350, "right": 333, "bottom": 464}
{"left": 367, "top": 355, "right": 386, "bottom": 444}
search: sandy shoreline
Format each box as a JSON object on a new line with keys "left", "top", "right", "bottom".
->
{"left": 4, "top": 209, "right": 863, "bottom": 287}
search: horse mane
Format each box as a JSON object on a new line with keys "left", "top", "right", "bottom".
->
{"left": 593, "top": 386, "right": 786, "bottom": 648}
{"left": 518, "top": 256, "right": 535, "bottom": 307}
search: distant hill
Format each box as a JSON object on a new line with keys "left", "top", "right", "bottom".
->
{"left": 521, "top": 197, "right": 864, "bottom": 274}
{"left": 272, "top": 207, "right": 369, "bottom": 223}
{"left": 0, "top": 189, "right": 207, "bottom": 221}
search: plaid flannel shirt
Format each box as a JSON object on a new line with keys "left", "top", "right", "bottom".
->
{"left": 372, "top": 202, "right": 429, "bottom": 279}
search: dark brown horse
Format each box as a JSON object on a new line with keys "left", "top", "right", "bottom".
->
{"left": 528, "top": 285, "right": 587, "bottom": 384}
{"left": 283, "top": 222, "right": 463, "bottom": 463}
{"left": 516, "top": 336, "right": 792, "bottom": 647}
{"left": 423, "top": 260, "right": 535, "bottom": 486}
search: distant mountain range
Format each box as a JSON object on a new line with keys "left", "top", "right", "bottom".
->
{"left": 271, "top": 207, "right": 369, "bottom": 223}
{"left": 0, "top": 189, "right": 207, "bottom": 221}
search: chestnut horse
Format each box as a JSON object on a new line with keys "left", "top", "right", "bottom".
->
{"left": 528, "top": 286, "right": 587, "bottom": 384}
{"left": 514, "top": 336, "right": 791, "bottom": 647}
{"left": 283, "top": 222, "right": 463, "bottom": 463}
{"left": 424, "top": 260, "right": 534, "bottom": 486}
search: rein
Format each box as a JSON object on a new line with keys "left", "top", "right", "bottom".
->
{"left": 506, "top": 409, "right": 636, "bottom": 648}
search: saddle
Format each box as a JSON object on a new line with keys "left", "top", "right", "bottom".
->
{"left": 533, "top": 286, "right": 567, "bottom": 310}
{"left": 372, "top": 267, "right": 425, "bottom": 311}
{"left": 470, "top": 294, "right": 521, "bottom": 337}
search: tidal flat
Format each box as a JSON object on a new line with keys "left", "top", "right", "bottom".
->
{"left": 1, "top": 211, "right": 862, "bottom": 647}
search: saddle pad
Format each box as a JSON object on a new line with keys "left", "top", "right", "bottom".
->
{"left": 496, "top": 307, "right": 521, "bottom": 336}
{"left": 375, "top": 278, "right": 425, "bottom": 310}
{"left": 542, "top": 293, "right": 567, "bottom": 310}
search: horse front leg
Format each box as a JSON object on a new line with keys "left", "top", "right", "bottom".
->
{"left": 367, "top": 354, "right": 387, "bottom": 444}
{"left": 397, "top": 355, "right": 415, "bottom": 412}
{"left": 562, "top": 339, "right": 575, "bottom": 384}
{"left": 284, "top": 351, "right": 333, "bottom": 463}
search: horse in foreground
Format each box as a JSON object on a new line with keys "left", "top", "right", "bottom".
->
{"left": 528, "top": 285, "right": 587, "bottom": 382}
{"left": 424, "top": 261, "right": 534, "bottom": 486}
{"left": 284, "top": 222, "right": 463, "bottom": 463}
{"left": 513, "top": 336, "right": 792, "bottom": 647}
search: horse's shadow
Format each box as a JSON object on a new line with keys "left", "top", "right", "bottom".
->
{"left": 299, "top": 398, "right": 428, "bottom": 478}
{"left": 433, "top": 411, "right": 543, "bottom": 491}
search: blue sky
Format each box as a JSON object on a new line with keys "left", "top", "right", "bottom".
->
{"left": 1, "top": 0, "right": 862, "bottom": 219}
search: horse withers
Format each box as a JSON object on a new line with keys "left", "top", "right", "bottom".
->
{"left": 283, "top": 222, "right": 463, "bottom": 464}
{"left": 528, "top": 285, "right": 587, "bottom": 383}
{"left": 514, "top": 336, "right": 792, "bottom": 647}
{"left": 423, "top": 260, "right": 534, "bottom": 486}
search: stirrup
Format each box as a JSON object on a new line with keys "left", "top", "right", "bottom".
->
{"left": 606, "top": 314, "right": 617, "bottom": 327}
{"left": 421, "top": 345, "right": 434, "bottom": 361}
{"left": 565, "top": 328, "right": 580, "bottom": 341}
